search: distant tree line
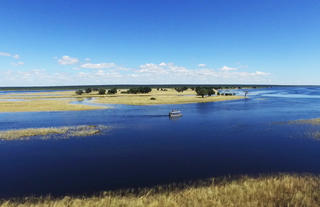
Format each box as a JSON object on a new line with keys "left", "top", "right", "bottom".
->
{"left": 98, "top": 88, "right": 106, "bottom": 95}
{"left": 125, "top": 87, "right": 152, "bottom": 94}
{"left": 75, "top": 86, "right": 236, "bottom": 97}
{"left": 75, "top": 87, "right": 118, "bottom": 95}
{"left": 107, "top": 88, "right": 117, "bottom": 94}
{"left": 175, "top": 86, "right": 188, "bottom": 93}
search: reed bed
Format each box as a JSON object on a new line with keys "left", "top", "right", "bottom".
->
{"left": 289, "top": 118, "right": 320, "bottom": 125}
{"left": 1, "top": 174, "right": 319, "bottom": 207}
{"left": 288, "top": 118, "right": 320, "bottom": 140}
{"left": 0, "top": 125, "right": 110, "bottom": 140}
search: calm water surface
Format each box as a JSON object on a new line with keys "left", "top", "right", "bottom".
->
{"left": 1, "top": 87, "right": 320, "bottom": 197}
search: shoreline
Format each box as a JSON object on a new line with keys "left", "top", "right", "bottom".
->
{"left": 1, "top": 174, "right": 319, "bottom": 207}
{"left": 0, "top": 88, "right": 245, "bottom": 112}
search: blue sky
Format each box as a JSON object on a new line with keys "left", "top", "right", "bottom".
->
{"left": 0, "top": 0, "right": 319, "bottom": 86}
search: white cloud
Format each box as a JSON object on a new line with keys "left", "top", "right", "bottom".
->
{"left": 220, "top": 66, "right": 238, "bottom": 71}
{"left": 138, "top": 63, "right": 168, "bottom": 74}
{"left": 138, "top": 62, "right": 190, "bottom": 75}
{"left": 198, "top": 64, "right": 206, "bottom": 67}
{"left": 58, "top": 56, "right": 79, "bottom": 65}
{"left": 133, "top": 62, "right": 270, "bottom": 84}
{"left": 84, "top": 58, "right": 91, "bottom": 61}
{"left": 0, "top": 52, "right": 20, "bottom": 59}
{"left": 11, "top": 61, "right": 24, "bottom": 66}
{"left": 0, "top": 62, "right": 271, "bottom": 86}
{"left": 12, "top": 54, "right": 20, "bottom": 59}
{"left": 0, "top": 52, "right": 11, "bottom": 57}
{"left": 80, "top": 62, "right": 116, "bottom": 69}
{"left": 255, "top": 71, "right": 270, "bottom": 76}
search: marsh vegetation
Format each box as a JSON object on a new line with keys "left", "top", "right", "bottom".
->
{"left": 1, "top": 174, "right": 319, "bottom": 207}
{"left": 286, "top": 118, "right": 320, "bottom": 140}
{"left": 289, "top": 118, "right": 320, "bottom": 125}
{"left": 0, "top": 125, "right": 110, "bottom": 140}
{"left": 0, "top": 87, "right": 244, "bottom": 112}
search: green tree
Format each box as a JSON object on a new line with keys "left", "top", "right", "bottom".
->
{"left": 98, "top": 88, "right": 106, "bottom": 95}
{"left": 75, "top": 89, "right": 83, "bottom": 95}
{"left": 208, "top": 88, "right": 215, "bottom": 96}
{"left": 108, "top": 88, "right": 117, "bottom": 94}
{"left": 175, "top": 86, "right": 188, "bottom": 93}
{"left": 85, "top": 88, "right": 92, "bottom": 93}
{"left": 196, "top": 88, "right": 208, "bottom": 98}
{"left": 195, "top": 87, "right": 216, "bottom": 98}
{"left": 127, "top": 87, "right": 152, "bottom": 94}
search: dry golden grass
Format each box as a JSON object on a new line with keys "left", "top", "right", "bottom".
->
{"left": 94, "top": 94, "right": 243, "bottom": 105}
{"left": 1, "top": 174, "right": 319, "bottom": 207}
{"left": 93, "top": 88, "right": 243, "bottom": 105}
{"left": 0, "top": 89, "right": 194, "bottom": 99}
{"left": 0, "top": 99, "right": 104, "bottom": 112}
{"left": 0, "top": 125, "right": 110, "bottom": 140}
{"left": 0, "top": 89, "right": 243, "bottom": 109}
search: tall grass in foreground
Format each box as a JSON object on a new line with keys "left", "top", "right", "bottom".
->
{"left": 1, "top": 174, "right": 320, "bottom": 207}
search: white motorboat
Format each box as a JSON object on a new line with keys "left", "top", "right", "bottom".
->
{"left": 169, "top": 110, "right": 182, "bottom": 117}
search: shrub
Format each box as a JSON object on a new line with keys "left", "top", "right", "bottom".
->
{"left": 208, "top": 88, "right": 215, "bottom": 96}
{"left": 98, "top": 88, "right": 106, "bottom": 95}
{"left": 150, "top": 97, "right": 156, "bottom": 100}
{"left": 175, "top": 86, "right": 188, "bottom": 93}
{"left": 107, "top": 88, "right": 117, "bottom": 94}
{"left": 85, "top": 88, "right": 92, "bottom": 93}
{"left": 75, "top": 89, "right": 83, "bottom": 95}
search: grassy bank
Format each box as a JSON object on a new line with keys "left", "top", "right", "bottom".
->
{"left": 94, "top": 93, "right": 243, "bottom": 105}
{"left": 0, "top": 99, "right": 104, "bottom": 112}
{"left": 0, "top": 174, "right": 319, "bottom": 207}
{"left": 0, "top": 88, "right": 244, "bottom": 111}
{"left": 0, "top": 125, "right": 110, "bottom": 140}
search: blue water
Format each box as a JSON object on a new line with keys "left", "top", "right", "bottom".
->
{"left": 1, "top": 87, "right": 320, "bottom": 198}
